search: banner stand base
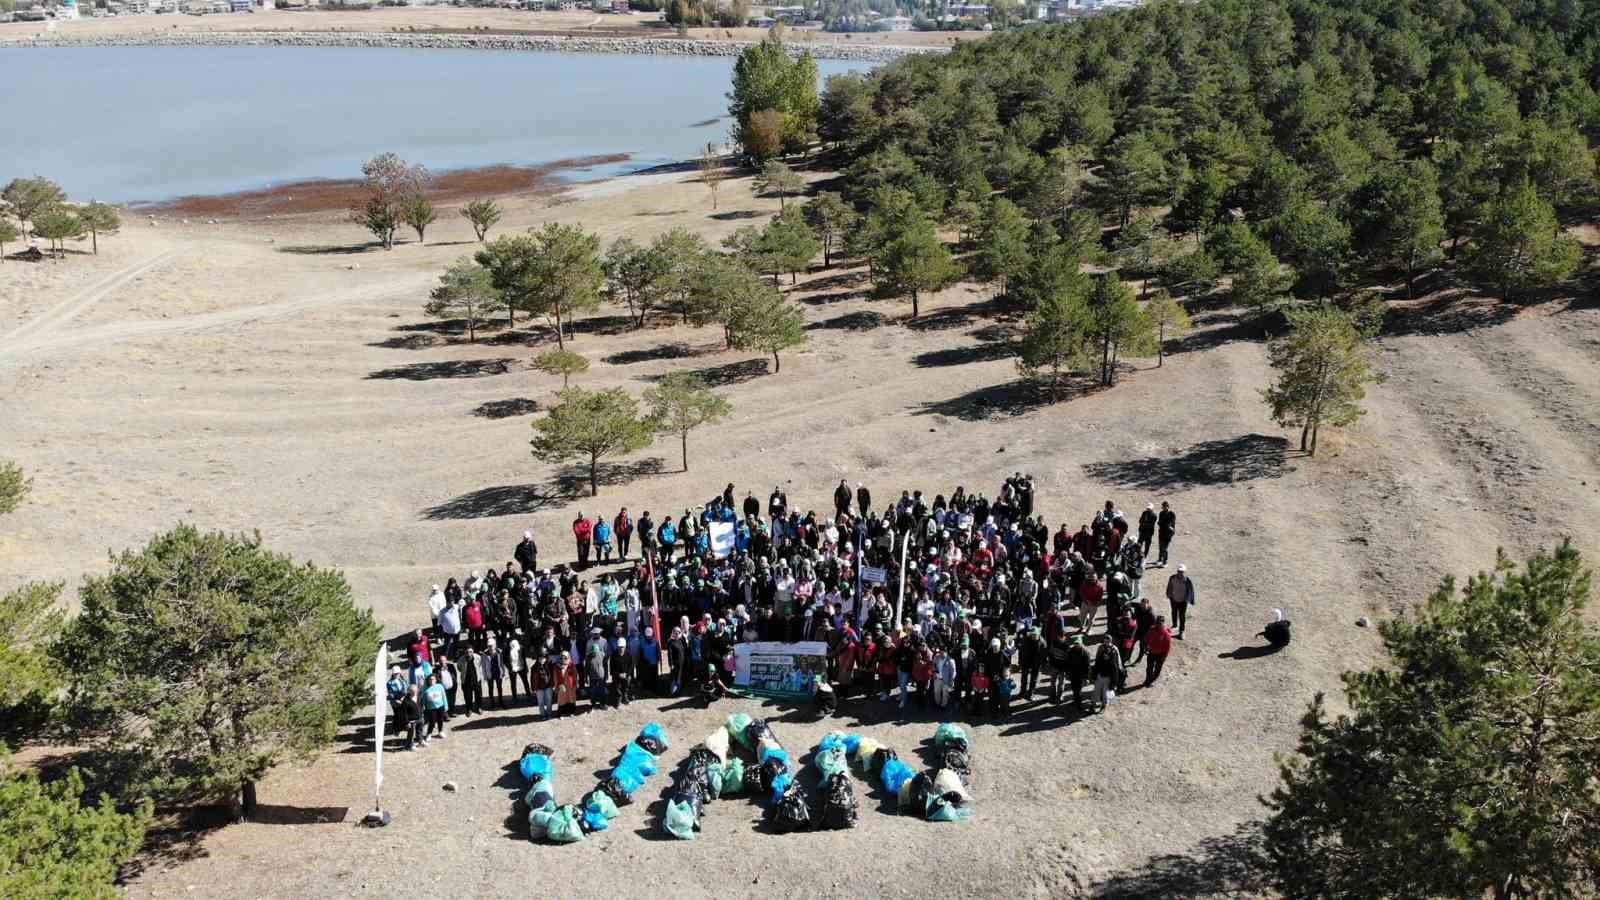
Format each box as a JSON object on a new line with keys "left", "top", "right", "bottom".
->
{"left": 360, "top": 808, "right": 392, "bottom": 828}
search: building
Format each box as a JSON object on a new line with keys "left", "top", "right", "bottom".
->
{"left": 880, "top": 13, "right": 912, "bottom": 29}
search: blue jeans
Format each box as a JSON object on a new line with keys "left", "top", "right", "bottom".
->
{"left": 897, "top": 671, "right": 910, "bottom": 704}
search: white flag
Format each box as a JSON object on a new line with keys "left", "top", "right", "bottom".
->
{"left": 372, "top": 644, "right": 386, "bottom": 800}
{"left": 709, "top": 521, "right": 735, "bottom": 559}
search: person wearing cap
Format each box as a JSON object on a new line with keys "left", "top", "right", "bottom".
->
{"left": 584, "top": 626, "right": 609, "bottom": 708}
{"left": 610, "top": 625, "right": 633, "bottom": 706}
{"left": 1143, "top": 615, "right": 1174, "bottom": 685}
{"left": 515, "top": 531, "right": 538, "bottom": 574}
{"left": 385, "top": 665, "right": 408, "bottom": 733}
{"left": 1165, "top": 564, "right": 1195, "bottom": 639}
{"left": 426, "top": 584, "right": 446, "bottom": 633}
{"left": 1156, "top": 501, "right": 1177, "bottom": 566}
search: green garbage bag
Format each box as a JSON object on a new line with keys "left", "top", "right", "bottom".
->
{"left": 720, "top": 758, "right": 745, "bottom": 796}
{"left": 817, "top": 747, "right": 849, "bottom": 780}
{"left": 726, "top": 712, "right": 754, "bottom": 747}
{"left": 545, "top": 805, "right": 586, "bottom": 843}
{"left": 706, "top": 761, "right": 726, "bottom": 798}
{"left": 934, "top": 723, "right": 967, "bottom": 747}
{"left": 663, "top": 798, "right": 698, "bottom": 840}
{"left": 584, "top": 790, "right": 620, "bottom": 822}
{"left": 528, "top": 804, "right": 559, "bottom": 840}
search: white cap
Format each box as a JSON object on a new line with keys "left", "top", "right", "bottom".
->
{"left": 1177, "top": 563, "right": 1187, "bottom": 572}
{"left": 524, "top": 531, "right": 532, "bottom": 539}
{"left": 432, "top": 584, "right": 440, "bottom": 591}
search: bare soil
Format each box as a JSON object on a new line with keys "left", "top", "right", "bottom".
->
{"left": 1, "top": 163, "right": 1596, "bottom": 898}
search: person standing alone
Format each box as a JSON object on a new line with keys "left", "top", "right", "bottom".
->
{"left": 1165, "top": 564, "right": 1195, "bottom": 639}
{"left": 1156, "top": 501, "right": 1177, "bottom": 566}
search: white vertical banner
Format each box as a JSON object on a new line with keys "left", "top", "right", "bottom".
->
{"left": 894, "top": 528, "right": 909, "bottom": 626}
{"left": 372, "top": 644, "right": 386, "bottom": 807}
{"left": 709, "top": 520, "right": 735, "bottom": 559}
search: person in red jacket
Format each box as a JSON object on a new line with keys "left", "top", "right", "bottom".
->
{"left": 463, "top": 596, "right": 486, "bottom": 651}
{"left": 572, "top": 513, "right": 593, "bottom": 568}
{"left": 1143, "top": 615, "right": 1173, "bottom": 686}
{"left": 1078, "top": 574, "right": 1105, "bottom": 634}
{"left": 614, "top": 507, "right": 634, "bottom": 561}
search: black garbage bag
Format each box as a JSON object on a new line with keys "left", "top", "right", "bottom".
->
{"left": 522, "top": 742, "right": 555, "bottom": 758}
{"left": 758, "top": 757, "right": 787, "bottom": 793}
{"left": 637, "top": 735, "right": 668, "bottom": 756}
{"left": 816, "top": 773, "right": 858, "bottom": 830}
{"left": 597, "top": 775, "right": 630, "bottom": 806}
{"left": 941, "top": 749, "right": 974, "bottom": 784}
{"left": 925, "top": 790, "right": 969, "bottom": 822}
{"left": 943, "top": 737, "right": 970, "bottom": 755}
{"left": 666, "top": 782, "right": 706, "bottom": 823}
{"left": 683, "top": 760, "right": 712, "bottom": 796}
{"left": 770, "top": 786, "right": 813, "bottom": 834}
{"left": 743, "top": 718, "right": 777, "bottom": 750}
{"left": 742, "top": 759, "right": 766, "bottom": 795}
{"left": 687, "top": 747, "right": 720, "bottom": 770}
{"left": 905, "top": 770, "right": 934, "bottom": 813}
{"left": 871, "top": 747, "right": 898, "bottom": 772}
{"left": 1264, "top": 619, "right": 1292, "bottom": 647}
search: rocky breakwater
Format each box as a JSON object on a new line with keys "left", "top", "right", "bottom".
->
{"left": 0, "top": 30, "right": 936, "bottom": 62}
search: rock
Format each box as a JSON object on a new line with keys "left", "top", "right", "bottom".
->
{"left": 442, "top": 781, "right": 458, "bottom": 792}
{"left": 1356, "top": 617, "right": 1370, "bottom": 628}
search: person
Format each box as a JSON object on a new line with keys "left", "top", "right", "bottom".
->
{"left": 1137, "top": 504, "right": 1157, "bottom": 558}
{"left": 408, "top": 628, "right": 432, "bottom": 666}
{"left": 426, "top": 584, "right": 446, "bottom": 632}
{"left": 1091, "top": 642, "right": 1118, "bottom": 712}
{"left": 1165, "top": 564, "right": 1195, "bottom": 639}
{"left": 401, "top": 683, "right": 425, "bottom": 750}
{"left": 594, "top": 515, "right": 613, "bottom": 564}
{"left": 573, "top": 513, "right": 593, "bottom": 568}
{"left": 1143, "top": 615, "right": 1173, "bottom": 685}
{"left": 933, "top": 646, "right": 955, "bottom": 709}
{"left": 423, "top": 673, "right": 449, "bottom": 739}
{"left": 638, "top": 625, "right": 660, "bottom": 695}
{"left": 834, "top": 479, "right": 852, "bottom": 517}
{"left": 385, "top": 665, "right": 408, "bottom": 733}
{"left": 438, "top": 600, "right": 462, "bottom": 658}
{"left": 585, "top": 627, "right": 609, "bottom": 709}
{"left": 484, "top": 636, "right": 506, "bottom": 709}
{"left": 459, "top": 646, "right": 484, "bottom": 715}
{"left": 437, "top": 652, "right": 459, "bottom": 715}
{"left": 894, "top": 631, "right": 916, "bottom": 708}
{"left": 614, "top": 508, "right": 633, "bottom": 560}
{"left": 508, "top": 637, "right": 529, "bottom": 702}
{"left": 856, "top": 482, "right": 871, "bottom": 516}
{"left": 463, "top": 594, "right": 486, "bottom": 651}
{"left": 515, "top": 531, "right": 538, "bottom": 574}
{"left": 1017, "top": 625, "right": 1043, "bottom": 701}
{"left": 554, "top": 650, "right": 579, "bottom": 716}
{"left": 1156, "top": 501, "right": 1177, "bottom": 566}
{"left": 610, "top": 628, "right": 633, "bottom": 706}
{"left": 1078, "top": 573, "right": 1104, "bottom": 635}
{"left": 532, "top": 651, "right": 554, "bottom": 718}
{"left": 638, "top": 510, "right": 656, "bottom": 560}
{"left": 1063, "top": 635, "right": 1091, "bottom": 709}
{"left": 1262, "top": 608, "right": 1292, "bottom": 647}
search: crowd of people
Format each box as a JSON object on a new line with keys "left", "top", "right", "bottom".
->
{"left": 386, "top": 474, "right": 1195, "bottom": 750}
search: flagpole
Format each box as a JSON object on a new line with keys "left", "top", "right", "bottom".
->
{"left": 363, "top": 643, "right": 391, "bottom": 827}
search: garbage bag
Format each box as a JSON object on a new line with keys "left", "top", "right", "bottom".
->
{"left": 520, "top": 753, "right": 553, "bottom": 783}
{"left": 758, "top": 757, "right": 787, "bottom": 793}
{"left": 721, "top": 758, "right": 746, "bottom": 796}
{"left": 769, "top": 770, "right": 794, "bottom": 804}
{"left": 545, "top": 804, "right": 587, "bottom": 843}
{"left": 817, "top": 748, "right": 849, "bottom": 780}
{"left": 841, "top": 734, "right": 862, "bottom": 756}
{"left": 522, "top": 742, "right": 555, "bottom": 758}
{"left": 926, "top": 791, "right": 974, "bottom": 823}
{"left": 609, "top": 764, "right": 647, "bottom": 797}
{"left": 704, "top": 728, "right": 731, "bottom": 762}
{"left": 667, "top": 783, "right": 706, "bottom": 823}
{"left": 1265, "top": 619, "right": 1291, "bottom": 647}
{"left": 816, "top": 773, "right": 858, "bottom": 830}
{"left": 880, "top": 758, "right": 915, "bottom": 794}
{"left": 758, "top": 746, "right": 790, "bottom": 768}
{"left": 817, "top": 733, "right": 850, "bottom": 756}
{"left": 688, "top": 746, "right": 721, "bottom": 770}
{"left": 620, "top": 742, "right": 659, "bottom": 776}
{"left": 529, "top": 803, "right": 560, "bottom": 840}
{"left": 638, "top": 722, "right": 670, "bottom": 755}
{"left": 583, "top": 789, "right": 621, "bottom": 822}
{"left": 942, "top": 736, "right": 971, "bottom": 755}
{"left": 899, "top": 770, "right": 934, "bottom": 812}
{"left": 941, "top": 749, "right": 973, "bottom": 784}
{"left": 527, "top": 784, "right": 556, "bottom": 812}
{"left": 743, "top": 718, "right": 776, "bottom": 751}
{"left": 933, "top": 723, "right": 967, "bottom": 747}
{"left": 933, "top": 768, "right": 969, "bottom": 802}
{"left": 871, "top": 747, "right": 899, "bottom": 774}
{"left": 726, "top": 712, "right": 754, "bottom": 745}
{"left": 770, "top": 786, "right": 812, "bottom": 834}
{"left": 663, "top": 798, "right": 698, "bottom": 840}
{"left": 742, "top": 758, "right": 765, "bottom": 795}
{"left": 684, "top": 759, "right": 712, "bottom": 796}
{"left": 853, "top": 737, "right": 883, "bottom": 769}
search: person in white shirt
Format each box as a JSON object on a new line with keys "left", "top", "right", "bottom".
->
{"left": 438, "top": 599, "right": 463, "bottom": 657}
{"left": 427, "top": 584, "right": 446, "bottom": 631}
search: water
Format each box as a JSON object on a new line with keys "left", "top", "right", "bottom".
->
{"left": 0, "top": 46, "right": 869, "bottom": 203}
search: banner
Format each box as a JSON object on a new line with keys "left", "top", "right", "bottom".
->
{"left": 733, "top": 641, "right": 828, "bottom": 697}
{"left": 709, "top": 520, "right": 735, "bottom": 558}
{"left": 372, "top": 644, "right": 386, "bottom": 806}
{"left": 860, "top": 565, "right": 887, "bottom": 584}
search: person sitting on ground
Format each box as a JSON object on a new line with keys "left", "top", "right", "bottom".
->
{"left": 1261, "top": 608, "right": 1292, "bottom": 647}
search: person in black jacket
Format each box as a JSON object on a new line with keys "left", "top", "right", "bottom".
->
{"left": 1063, "top": 635, "right": 1091, "bottom": 710}
{"left": 743, "top": 491, "right": 761, "bottom": 519}
{"left": 1156, "top": 501, "right": 1177, "bottom": 566}
{"left": 515, "top": 531, "right": 538, "bottom": 574}
{"left": 769, "top": 486, "right": 788, "bottom": 519}
{"left": 1137, "top": 504, "right": 1157, "bottom": 557}
{"left": 458, "top": 648, "right": 483, "bottom": 715}
{"left": 401, "top": 684, "right": 424, "bottom": 750}
{"left": 855, "top": 483, "right": 871, "bottom": 516}
{"left": 1017, "top": 626, "right": 1043, "bottom": 701}
{"left": 834, "top": 479, "right": 852, "bottom": 517}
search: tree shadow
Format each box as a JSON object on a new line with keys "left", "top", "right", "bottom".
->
{"left": 635, "top": 208, "right": 689, "bottom": 217}
{"left": 914, "top": 377, "right": 1104, "bottom": 422}
{"left": 1089, "top": 821, "right": 1271, "bottom": 898}
{"left": 119, "top": 811, "right": 221, "bottom": 881}
{"left": 911, "top": 341, "right": 1014, "bottom": 368}
{"left": 251, "top": 805, "right": 349, "bottom": 825}
{"left": 366, "top": 358, "right": 517, "bottom": 381}
{"left": 1218, "top": 643, "right": 1284, "bottom": 661}
{"left": 1381, "top": 287, "right": 1520, "bottom": 337}
{"left": 420, "top": 483, "right": 565, "bottom": 520}
{"left": 367, "top": 333, "right": 439, "bottom": 350}
{"left": 571, "top": 314, "right": 639, "bottom": 338}
{"left": 807, "top": 310, "right": 885, "bottom": 332}
{"left": 709, "top": 210, "right": 765, "bottom": 221}
{"left": 550, "top": 457, "right": 667, "bottom": 495}
{"left": 395, "top": 318, "right": 475, "bottom": 335}
{"left": 906, "top": 296, "right": 1008, "bottom": 333}
{"left": 603, "top": 341, "right": 697, "bottom": 365}
{"left": 802, "top": 269, "right": 870, "bottom": 294}
{"left": 472, "top": 398, "right": 540, "bottom": 419}
{"left": 1081, "top": 434, "right": 1295, "bottom": 491}
{"left": 1165, "top": 317, "right": 1267, "bottom": 355}
{"left": 276, "top": 242, "right": 376, "bottom": 255}
{"left": 641, "top": 358, "right": 769, "bottom": 387}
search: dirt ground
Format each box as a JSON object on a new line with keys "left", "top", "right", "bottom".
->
{"left": 0, "top": 7, "right": 982, "bottom": 48}
{"left": 2, "top": 161, "right": 1597, "bottom": 898}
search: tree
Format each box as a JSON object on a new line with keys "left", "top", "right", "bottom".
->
{"left": 1210, "top": 222, "right": 1290, "bottom": 314}
{"left": 460, "top": 198, "right": 502, "bottom": 242}
{"left": 743, "top": 109, "right": 786, "bottom": 164}
{"left": 530, "top": 388, "right": 654, "bottom": 497}
{"left": 32, "top": 206, "right": 82, "bottom": 259}
{"left": 1100, "top": 130, "right": 1174, "bottom": 229}
{"left": 57, "top": 525, "right": 380, "bottom": 819}
{"left": 1349, "top": 161, "right": 1445, "bottom": 298}
{"left": 603, "top": 237, "right": 668, "bottom": 328}
{"left": 1, "top": 177, "right": 65, "bottom": 237}
{"left": 531, "top": 349, "right": 589, "bottom": 388}
{"left": 476, "top": 225, "right": 604, "bottom": 348}
{"left": 1015, "top": 281, "right": 1092, "bottom": 392}
{"left": 424, "top": 257, "right": 497, "bottom": 342}
{"left": 1467, "top": 181, "right": 1582, "bottom": 301}
{"left": 351, "top": 153, "right": 428, "bottom": 250}
{"left": 76, "top": 202, "right": 120, "bottom": 256}
{"left": 1115, "top": 214, "right": 1179, "bottom": 298}
{"left": 947, "top": 196, "right": 983, "bottom": 248}
{"left": 978, "top": 197, "right": 1032, "bottom": 300}
{"left": 802, "top": 192, "right": 858, "bottom": 268}
{"left": 652, "top": 228, "right": 712, "bottom": 325}
{"left": 643, "top": 372, "right": 732, "bottom": 472}
{"left": 1167, "top": 162, "right": 1230, "bottom": 237}
{"left": 0, "top": 460, "right": 29, "bottom": 516}
{"left": 699, "top": 144, "right": 726, "bottom": 210}
{"left": 1085, "top": 274, "right": 1154, "bottom": 386}
{"left": 690, "top": 252, "right": 770, "bottom": 346}
{"left": 1264, "top": 541, "right": 1600, "bottom": 900}
{"left": 0, "top": 216, "right": 17, "bottom": 261}
{"left": 877, "top": 211, "right": 959, "bottom": 319}
{"left": 1261, "top": 305, "right": 1384, "bottom": 455}
{"left": 0, "top": 756, "right": 152, "bottom": 900}
{"left": 1143, "top": 290, "right": 1191, "bottom": 367}
{"left": 399, "top": 193, "right": 436, "bottom": 245}
{"left": 727, "top": 35, "right": 818, "bottom": 156}
{"left": 1271, "top": 200, "right": 1353, "bottom": 301}
{"left": 729, "top": 288, "right": 807, "bottom": 373}
{"left": 763, "top": 205, "right": 821, "bottom": 284}
{"left": 0, "top": 581, "right": 65, "bottom": 744}
{"left": 353, "top": 197, "right": 398, "bottom": 253}
{"left": 755, "top": 160, "right": 805, "bottom": 209}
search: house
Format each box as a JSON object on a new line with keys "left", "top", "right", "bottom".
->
{"left": 229, "top": 0, "right": 251, "bottom": 11}
{"left": 748, "top": 13, "right": 773, "bottom": 26}
{"left": 880, "top": 13, "right": 912, "bottom": 29}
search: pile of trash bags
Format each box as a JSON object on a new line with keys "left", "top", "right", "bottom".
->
{"left": 721, "top": 711, "right": 812, "bottom": 834}
{"left": 906, "top": 724, "right": 974, "bottom": 823}
{"left": 521, "top": 742, "right": 588, "bottom": 844}
{"left": 661, "top": 723, "right": 745, "bottom": 840}
{"left": 850, "top": 735, "right": 917, "bottom": 796}
{"left": 812, "top": 732, "right": 859, "bottom": 830}
{"left": 522, "top": 724, "right": 670, "bottom": 844}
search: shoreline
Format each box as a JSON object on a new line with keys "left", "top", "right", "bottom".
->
{"left": 0, "top": 29, "right": 935, "bottom": 61}
{"left": 140, "top": 153, "right": 635, "bottom": 219}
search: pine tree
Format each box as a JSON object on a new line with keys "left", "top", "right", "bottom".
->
{"left": 1261, "top": 305, "right": 1384, "bottom": 455}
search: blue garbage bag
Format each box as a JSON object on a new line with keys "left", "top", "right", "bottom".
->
{"left": 638, "top": 722, "right": 670, "bottom": 753}
{"left": 620, "top": 741, "right": 659, "bottom": 776}
{"left": 520, "top": 753, "right": 552, "bottom": 783}
{"left": 880, "top": 758, "right": 915, "bottom": 794}
{"left": 759, "top": 746, "right": 789, "bottom": 767}
{"left": 609, "top": 764, "right": 647, "bottom": 797}
{"left": 770, "top": 770, "right": 793, "bottom": 803}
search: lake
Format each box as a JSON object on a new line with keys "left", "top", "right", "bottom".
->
{"left": 0, "top": 46, "right": 869, "bottom": 204}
